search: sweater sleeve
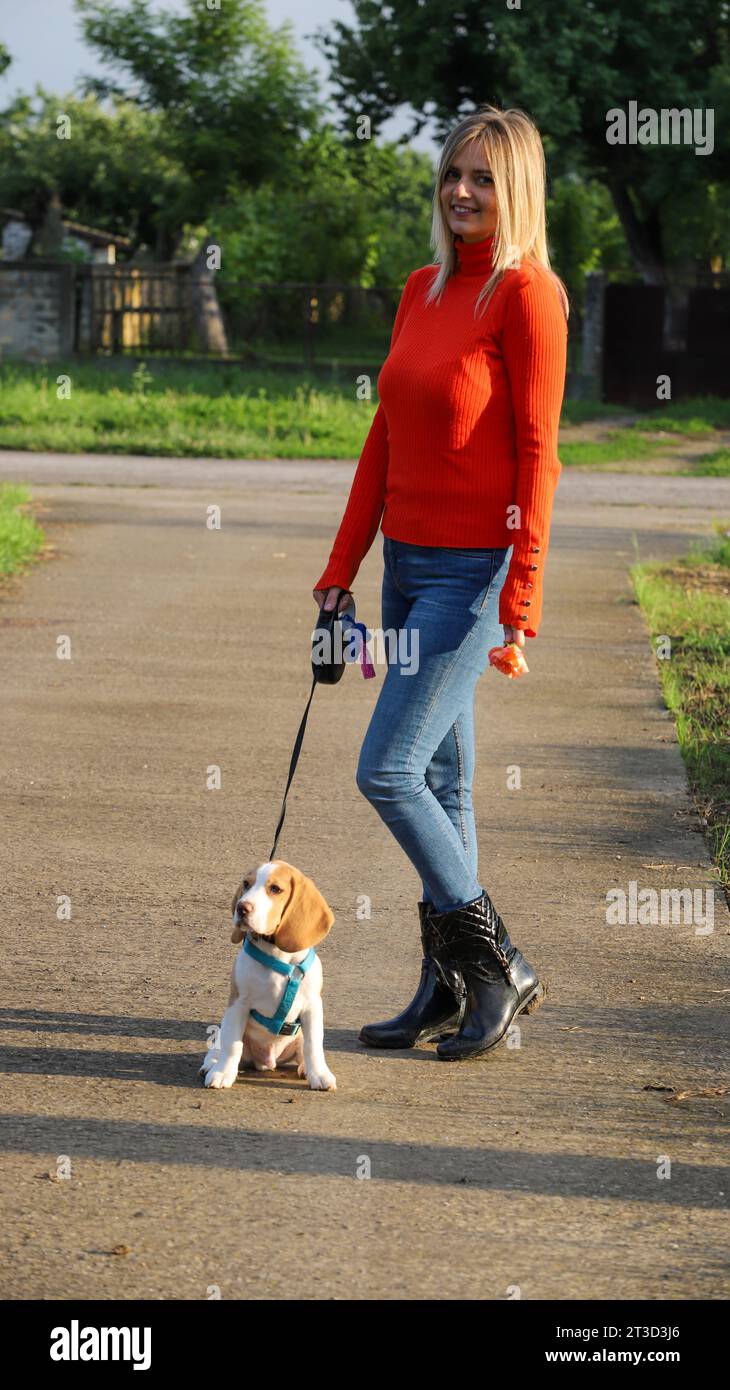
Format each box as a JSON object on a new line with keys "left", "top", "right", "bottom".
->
{"left": 312, "top": 272, "right": 417, "bottom": 594}
{"left": 497, "top": 272, "right": 568, "bottom": 638}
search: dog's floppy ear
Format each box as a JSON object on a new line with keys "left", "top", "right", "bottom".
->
{"left": 275, "top": 869, "right": 334, "bottom": 953}
{"left": 230, "top": 882, "right": 245, "bottom": 944}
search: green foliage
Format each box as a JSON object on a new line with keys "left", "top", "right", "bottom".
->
{"left": 547, "top": 175, "right": 634, "bottom": 314}
{"left": 0, "top": 483, "right": 45, "bottom": 576}
{"left": 691, "top": 450, "right": 730, "bottom": 476}
{"left": 632, "top": 540, "right": 730, "bottom": 882}
{"left": 2, "top": 0, "right": 727, "bottom": 306}
{"left": 559, "top": 429, "right": 664, "bottom": 466}
{"left": 685, "top": 529, "right": 730, "bottom": 569}
{"left": 0, "top": 90, "right": 180, "bottom": 253}
{"left": 1, "top": 1, "right": 324, "bottom": 258}
{"left": 559, "top": 399, "right": 631, "bottom": 423}
{"left": 0, "top": 360, "right": 384, "bottom": 459}
{"left": 315, "top": 0, "right": 730, "bottom": 280}
{"left": 633, "top": 397, "right": 730, "bottom": 430}
{"left": 213, "top": 126, "right": 435, "bottom": 293}
{"left": 130, "top": 361, "right": 154, "bottom": 395}
{"left": 73, "top": 0, "right": 323, "bottom": 251}
{"left": 1, "top": 361, "right": 724, "bottom": 467}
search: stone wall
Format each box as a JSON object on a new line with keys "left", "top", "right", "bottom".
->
{"left": 0, "top": 260, "right": 207, "bottom": 357}
{"left": 0, "top": 262, "right": 76, "bottom": 359}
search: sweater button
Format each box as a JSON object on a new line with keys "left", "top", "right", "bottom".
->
{"left": 530, "top": 547, "right": 540, "bottom": 553}
{"left": 519, "top": 613, "right": 528, "bottom": 621}
{"left": 529, "top": 564, "right": 538, "bottom": 571}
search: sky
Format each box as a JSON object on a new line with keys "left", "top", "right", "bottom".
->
{"left": 0, "top": 0, "right": 438, "bottom": 155}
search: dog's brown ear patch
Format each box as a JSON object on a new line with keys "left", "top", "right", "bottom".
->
{"left": 230, "top": 879, "right": 244, "bottom": 943}
{"left": 275, "top": 870, "right": 334, "bottom": 953}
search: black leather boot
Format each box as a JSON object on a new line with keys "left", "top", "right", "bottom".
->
{"left": 358, "top": 900, "right": 466, "bottom": 1048}
{"left": 427, "top": 889, "right": 547, "bottom": 1061}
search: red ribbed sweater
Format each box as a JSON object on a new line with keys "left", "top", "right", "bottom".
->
{"left": 313, "top": 232, "right": 568, "bottom": 636}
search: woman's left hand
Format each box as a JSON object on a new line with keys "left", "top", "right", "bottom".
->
{"left": 502, "top": 625, "right": 526, "bottom": 648}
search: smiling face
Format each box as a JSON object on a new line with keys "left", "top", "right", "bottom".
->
{"left": 439, "top": 136, "right": 498, "bottom": 243}
{"left": 230, "top": 860, "right": 334, "bottom": 952}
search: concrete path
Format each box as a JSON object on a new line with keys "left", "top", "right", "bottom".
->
{"left": 0, "top": 449, "right": 728, "bottom": 1300}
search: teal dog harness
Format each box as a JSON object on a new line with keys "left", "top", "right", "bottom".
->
{"left": 244, "top": 936, "right": 317, "bottom": 1036}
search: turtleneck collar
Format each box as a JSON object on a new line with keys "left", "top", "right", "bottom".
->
{"left": 453, "top": 232, "right": 495, "bottom": 277}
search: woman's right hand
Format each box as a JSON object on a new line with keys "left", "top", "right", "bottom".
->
{"left": 313, "top": 586, "right": 354, "bottom": 614}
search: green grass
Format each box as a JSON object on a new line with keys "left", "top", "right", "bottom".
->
{"left": 559, "top": 436, "right": 730, "bottom": 474}
{"left": 687, "top": 449, "right": 730, "bottom": 477}
{"left": 557, "top": 397, "right": 730, "bottom": 432}
{"left": 0, "top": 361, "right": 377, "bottom": 459}
{"left": 549, "top": 399, "right": 631, "bottom": 424}
{"left": 560, "top": 428, "right": 664, "bottom": 467}
{"left": 560, "top": 396, "right": 730, "bottom": 474}
{"left": 0, "top": 361, "right": 728, "bottom": 464}
{"left": 0, "top": 483, "right": 45, "bottom": 576}
{"left": 631, "top": 396, "right": 730, "bottom": 434}
{"left": 631, "top": 527, "right": 730, "bottom": 890}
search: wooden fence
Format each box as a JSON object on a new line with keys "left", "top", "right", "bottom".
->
{"left": 77, "top": 265, "right": 195, "bottom": 352}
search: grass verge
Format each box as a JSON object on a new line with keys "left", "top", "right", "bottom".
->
{"left": 0, "top": 361, "right": 728, "bottom": 466}
{"left": 559, "top": 429, "right": 664, "bottom": 467}
{"left": 0, "top": 362, "right": 373, "bottom": 459}
{"left": 631, "top": 527, "right": 730, "bottom": 893}
{"left": 0, "top": 483, "right": 45, "bottom": 578}
{"left": 687, "top": 449, "right": 730, "bottom": 476}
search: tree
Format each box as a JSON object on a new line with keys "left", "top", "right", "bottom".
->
{"left": 547, "top": 175, "right": 633, "bottom": 318}
{"left": 313, "top": 0, "right": 730, "bottom": 283}
{"left": 74, "top": 0, "right": 323, "bottom": 257}
{"left": 0, "top": 90, "right": 180, "bottom": 255}
{"left": 213, "top": 126, "right": 436, "bottom": 288}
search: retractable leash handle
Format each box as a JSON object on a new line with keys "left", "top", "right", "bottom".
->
{"left": 312, "top": 586, "right": 350, "bottom": 685}
{"left": 268, "top": 589, "right": 375, "bottom": 860}
{"left": 313, "top": 588, "right": 376, "bottom": 684}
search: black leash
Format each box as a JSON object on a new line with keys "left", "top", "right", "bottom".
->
{"left": 268, "top": 670, "right": 318, "bottom": 861}
{"left": 268, "top": 589, "right": 350, "bottom": 861}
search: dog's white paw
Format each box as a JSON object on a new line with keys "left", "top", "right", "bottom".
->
{"left": 307, "top": 1068, "right": 337, "bottom": 1091}
{"left": 205, "top": 1065, "right": 238, "bottom": 1089}
{"left": 200, "top": 1051, "right": 219, "bottom": 1076}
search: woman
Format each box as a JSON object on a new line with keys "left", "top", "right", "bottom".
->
{"left": 312, "top": 104, "right": 568, "bottom": 1062}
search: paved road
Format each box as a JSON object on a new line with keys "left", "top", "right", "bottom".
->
{"left": 0, "top": 450, "right": 728, "bottom": 1300}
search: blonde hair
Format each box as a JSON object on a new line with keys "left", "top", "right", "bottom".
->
{"left": 425, "top": 104, "right": 569, "bottom": 320}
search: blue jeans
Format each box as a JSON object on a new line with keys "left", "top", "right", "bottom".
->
{"left": 356, "top": 536, "right": 511, "bottom": 914}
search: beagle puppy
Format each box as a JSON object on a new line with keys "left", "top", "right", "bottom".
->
{"left": 200, "top": 861, "right": 337, "bottom": 1091}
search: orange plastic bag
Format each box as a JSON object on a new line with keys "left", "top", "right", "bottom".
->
{"left": 488, "top": 641, "right": 529, "bottom": 678}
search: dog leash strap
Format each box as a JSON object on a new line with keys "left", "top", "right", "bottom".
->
{"left": 269, "top": 671, "right": 318, "bottom": 862}
{"left": 269, "top": 589, "right": 372, "bottom": 859}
